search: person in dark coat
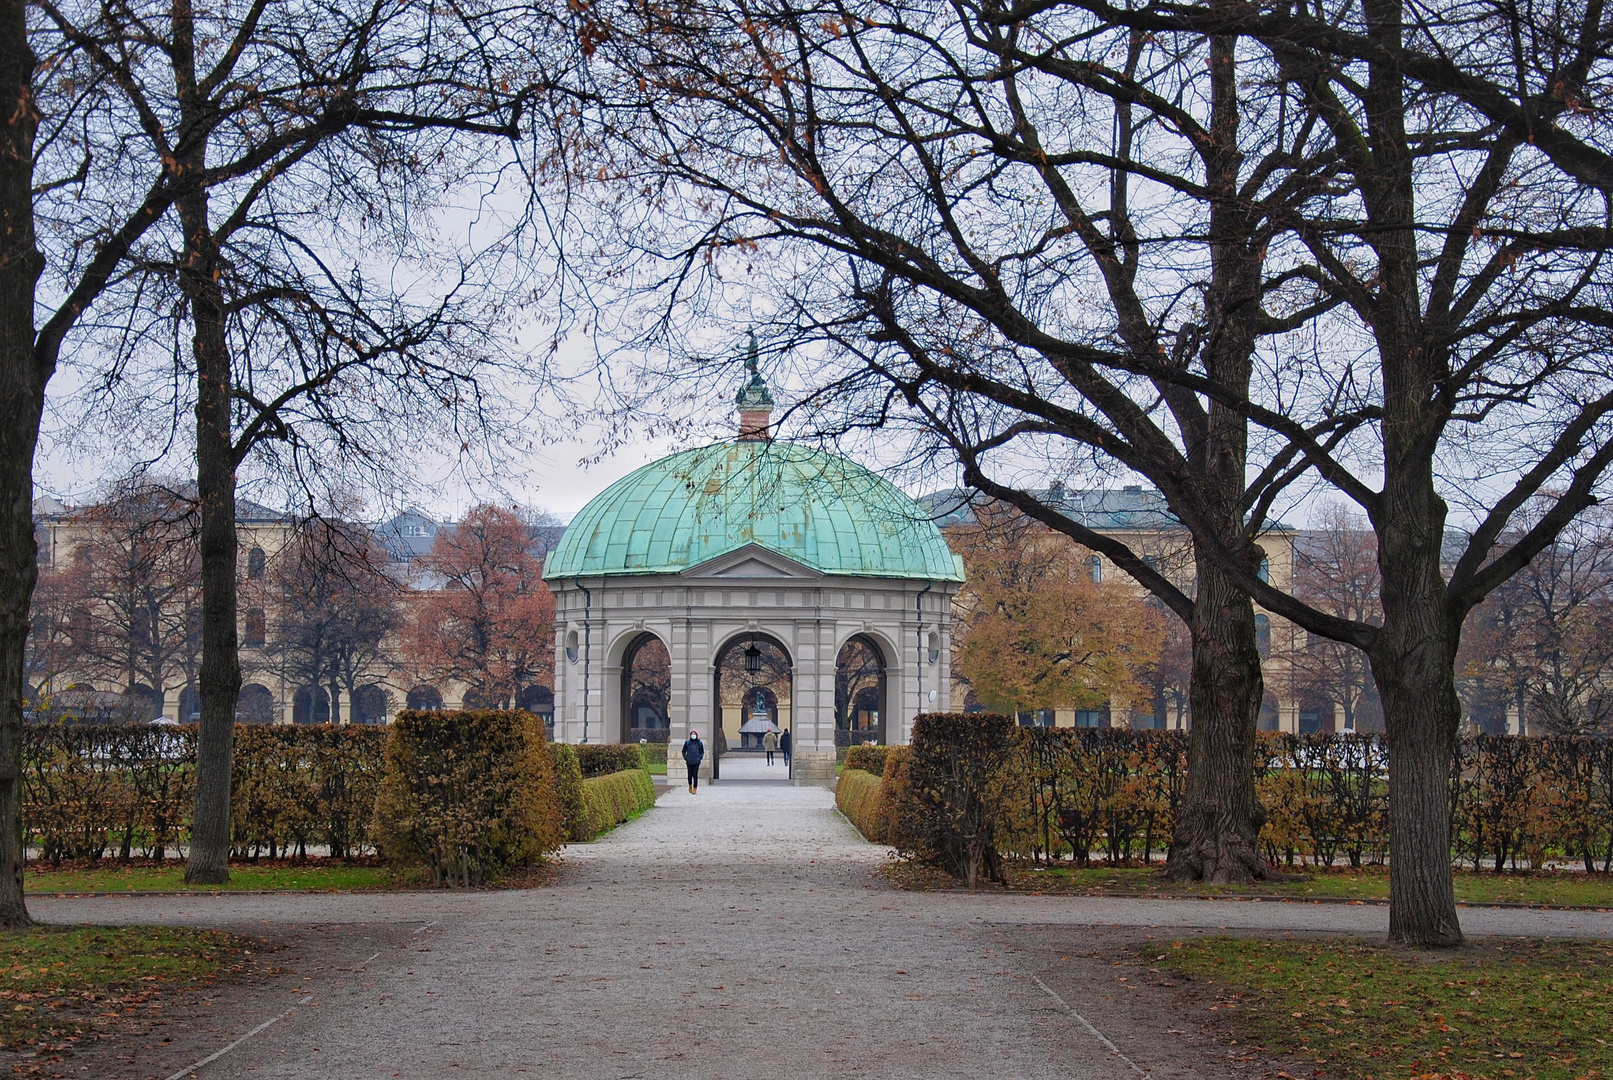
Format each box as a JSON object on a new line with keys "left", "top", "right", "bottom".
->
{"left": 681, "top": 729, "right": 706, "bottom": 793}
{"left": 779, "top": 727, "right": 791, "bottom": 766}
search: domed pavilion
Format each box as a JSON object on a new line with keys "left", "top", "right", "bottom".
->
{"left": 542, "top": 353, "right": 963, "bottom": 785}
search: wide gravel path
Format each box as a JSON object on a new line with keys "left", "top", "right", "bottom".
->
{"left": 30, "top": 774, "right": 1613, "bottom": 1079}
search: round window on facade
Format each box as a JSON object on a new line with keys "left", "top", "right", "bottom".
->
{"left": 927, "top": 631, "right": 940, "bottom": 664}
{"left": 566, "top": 629, "right": 580, "bottom": 664}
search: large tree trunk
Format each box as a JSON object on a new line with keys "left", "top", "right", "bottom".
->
{"left": 0, "top": 0, "right": 41, "bottom": 930}
{"left": 1371, "top": 486, "right": 1464, "bottom": 947}
{"left": 180, "top": 179, "right": 241, "bottom": 885}
{"left": 1165, "top": 556, "right": 1268, "bottom": 882}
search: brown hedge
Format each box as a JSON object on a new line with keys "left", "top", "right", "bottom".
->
{"left": 577, "top": 769, "right": 657, "bottom": 839}
{"left": 891, "top": 713, "right": 1018, "bottom": 887}
{"left": 575, "top": 743, "right": 647, "bottom": 778}
{"left": 372, "top": 709, "right": 564, "bottom": 885}
{"left": 20, "top": 723, "right": 386, "bottom": 864}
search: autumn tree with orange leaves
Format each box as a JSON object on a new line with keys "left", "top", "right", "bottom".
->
{"left": 952, "top": 511, "right": 1165, "bottom": 718}
{"left": 405, "top": 505, "right": 555, "bottom": 710}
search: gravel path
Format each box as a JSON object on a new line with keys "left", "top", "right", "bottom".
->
{"left": 28, "top": 779, "right": 1613, "bottom": 1079}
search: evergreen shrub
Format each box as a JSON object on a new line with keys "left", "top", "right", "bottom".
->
{"left": 372, "top": 709, "right": 564, "bottom": 885}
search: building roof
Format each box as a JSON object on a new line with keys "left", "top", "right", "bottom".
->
{"left": 543, "top": 441, "right": 964, "bottom": 581}
{"left": 920, "top": 484, "right": 1182, "bottom": 531}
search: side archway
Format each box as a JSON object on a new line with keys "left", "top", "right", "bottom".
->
{"left": 620, "top": 632, "right": 671, "bottom": 744}
{"left": 406, "top": 685, "right": 444, "bottom": 711}
{"left": 835, "top": 634, "right": 887, "bottom": 746}
{"left": 236, "top": 683, "right": 276, "bottom": 724}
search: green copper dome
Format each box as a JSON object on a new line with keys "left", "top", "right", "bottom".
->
{"left": 543, "top": 441, "right": 964, "bottom": 581}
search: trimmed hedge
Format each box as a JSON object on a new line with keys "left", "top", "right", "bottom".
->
{"left": 835, "top": 768, "right": 887, "bottom": 842}
{"left": 578, "top": 769, "right": 657, "bottom": 839}
{"left": 372, "top": 709, "right": 564, "bottom": 886}
{"left": 892, "top": 713, "right": 1017, "bottom": 887}
{"left": 843, "top": 744, "right": 893, "bottom": 777}
{"left": 575, "top": 743, "right": 647, "bottom": 778}
{"left": 20, "top": 723, "right": 387, "bottom": 863}
{"left": 550, "top": 745, "right": 589, "bottom": 842}
{"left": 854, "top": 724, "right": 1613, "bottom": 873}
{"left": 231, "top": 726, "right": 386, "bottom": 860}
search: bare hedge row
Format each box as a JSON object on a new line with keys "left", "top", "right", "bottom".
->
{"left": 22, "top": 724, "right": 387, "bottom": 862}
{"left": 23, "top": 720, "right": 659, "bottom": 878}
{"left": 836, "top": 718, "right": 1613, "bottom": 875}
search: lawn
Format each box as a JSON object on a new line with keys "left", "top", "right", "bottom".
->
{"left": 0, "top": 925, "right": 242, "bottom": 1050}
{"left": 24, "top": 860, "right": 399, "bottom": 894}
{"left": 1008, "top": 865, "right": 1613, "bottom": 907}
{"left": 1152, "top": 936, "right": 1613, "bottom": 1080}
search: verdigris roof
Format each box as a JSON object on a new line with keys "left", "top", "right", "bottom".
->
{"left": 543, "top": 441, "right": 964, "bottom": 581}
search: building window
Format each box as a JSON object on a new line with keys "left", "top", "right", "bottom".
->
{"left": 1257, "top": 558, "right": 1270, "bottom": 583}
{"left": 1017, "top": 709, "right": 1055, "bottom": 728}
{"left": 1075, "top": 708, "right": 1105, "bottom": 728}
{"left": 1088, "top": 555, "right": 1102, "bottom": 584}
{"left": 243, "top": 609, "right": 266, "bottom": 648}
{"left": 247, "top": 547, "right": 266, "bottom": 580}
{"left": 1254, "top": 614, "right": 1271, "bottom": 658}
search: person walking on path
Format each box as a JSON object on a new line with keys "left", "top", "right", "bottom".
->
{"left": 780, "top": 727, "right": 791, "bottom": 766}
{"left": 682, "top": 729, "right": 706, "bottom": 793}
{"left": 763, "top": 728, "right": 779, "bottom": 766}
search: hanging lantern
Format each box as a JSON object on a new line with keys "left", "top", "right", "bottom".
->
{"left": 744, "top": 638, "right": 762, "bottom": 674}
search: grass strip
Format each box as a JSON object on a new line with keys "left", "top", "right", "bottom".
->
{"left": 1007, "top": 866, "right": 1613, "bottom": 907}
{"left": 1151, "top": 936, "right": 1613, "bottom": 1080}
{"left": 1, "top": 925, "right": 242, "bottom": 1051}
{"left": 24, "top": 861, "right": 400, "bottom": 894}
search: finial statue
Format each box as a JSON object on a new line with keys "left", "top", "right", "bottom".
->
{"left": 735, "top": 331, "right": 774, "bottom": 440}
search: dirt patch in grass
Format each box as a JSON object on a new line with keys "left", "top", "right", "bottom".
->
{"left": 0, "top": 925, "right": 248, "bottom": 1070}
{"left": 1151, "top": 935, "right": 1613, "bottom": 1080}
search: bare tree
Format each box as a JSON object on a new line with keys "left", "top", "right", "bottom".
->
{"left": 1289, "top": 507, "right": 1382, "bottom": 733}
{"left": 1461, "top": 506, "right": 1613, "bottom": 736}
{"left": 551, "top": 0, "right": 1613, "bottom": 945}
{"left": 36, "top": 0, "right": 548, "bottom": 884}
{"left": 548, "top": 0, "right": 1351, "bottom": 888}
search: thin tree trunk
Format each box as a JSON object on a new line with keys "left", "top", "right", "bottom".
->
{"left": 1165, "top": 556, "right": 1268, "bottom": 882}
{"left": 0, "top": 0, "right": 41, "bottom": 930}
{"left": 179, "top": 130, "right": 241, "bottom": 883}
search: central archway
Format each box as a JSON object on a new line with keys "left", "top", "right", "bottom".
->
{"left": 712, "top": 632, "right": 792, "bottom": 779}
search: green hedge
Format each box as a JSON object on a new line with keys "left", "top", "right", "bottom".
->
{"left": 577, "top": 769, "right": 657, "bottom": 839}
{"left": 843, "top": 744, "right": 893, "bottom": 776}
{"left": 550, "top": 745, "right": 589, "bottom": 842}
{"left": 835, "top": 768, "right": 887, "bottom": 842}
{"left": 638, "top": 742, "right": 668, "bottom": 766}
{"left": 575, "top": 743, "right": 647, "bottom": 778}
{"left": 372, "top": 710, "right": 564, "bottom": 885}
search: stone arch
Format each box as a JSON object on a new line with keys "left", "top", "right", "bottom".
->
{"left": 294, "top": 685, "right": 331, "bottom": 725}
{"left": 406, "top": 685, "right": 443, "bottom": 711}
{"left": 711, "top": 630, "right": 793, "bottom": 760}
{"left": 353, "top": 685, "right": 392, "bottom": 725}
{"left": 835, "top": 633, "right": 888, "bottom": 746}
{"left": 620, "top": 631, "right": 671, "bottom": 744}
{"left": 177, "top": 684, "right": 201, "bottom": 723}
{"left": 236, "top": 683, "right": 276, "bottom": 724}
